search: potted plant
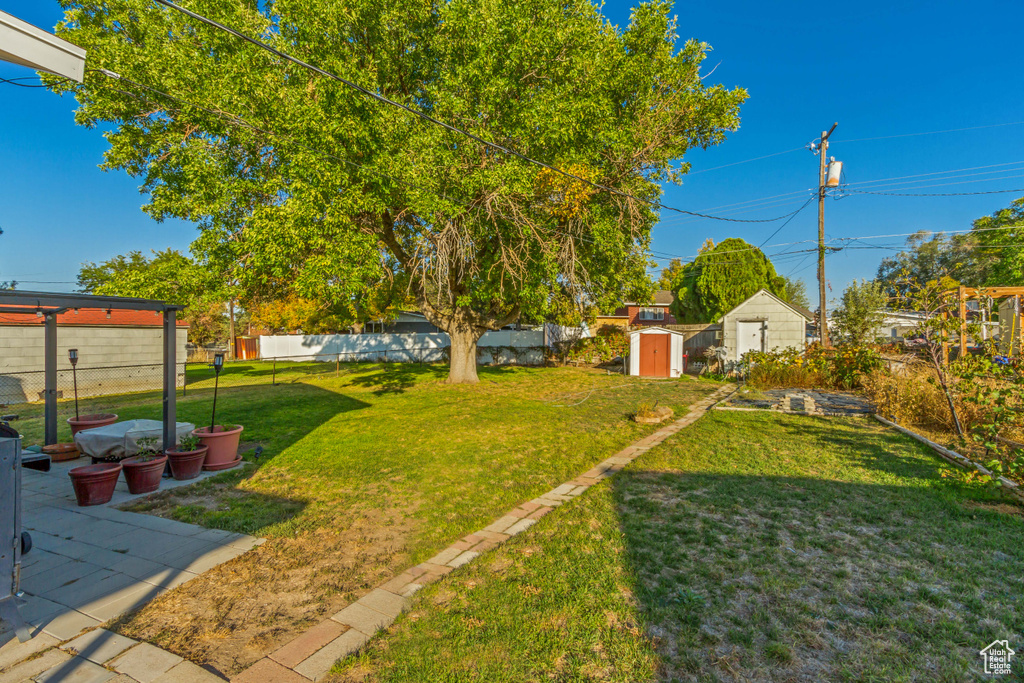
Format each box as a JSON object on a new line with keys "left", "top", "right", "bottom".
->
{"left": 193, "top": 424, "right": 243, "bottom": 471}
{"left": 166, "top": 434, "right": 209, "bottom": 480}
{"left": 121, "top": 437, "right": 168, "bottom": 494}
{"left": 68, "top": 462, "right": 122, "bottom": 506}
{"left": 67, "top": 413, "right": 119, "bottom": 436}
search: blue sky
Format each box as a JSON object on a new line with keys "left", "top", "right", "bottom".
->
{"left": 2, "top": 0, "right": 1023, "bottom": 306}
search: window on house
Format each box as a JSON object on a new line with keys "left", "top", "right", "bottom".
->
{"left": 638, "top": 307, "right": 664, "bottom": 321}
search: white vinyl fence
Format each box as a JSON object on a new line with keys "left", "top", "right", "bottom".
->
{"left": 259, "top": 330, "right": 546, "bottom": 366}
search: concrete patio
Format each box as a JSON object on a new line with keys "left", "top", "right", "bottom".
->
{"left": 0, "top": 456, "right": 262, "bottom": 681}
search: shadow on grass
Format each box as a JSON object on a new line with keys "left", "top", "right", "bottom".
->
{"left": 610, "top": 455, "right": 1024, "bottom": 680}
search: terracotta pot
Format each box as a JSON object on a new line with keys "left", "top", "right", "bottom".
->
{"left": 41, "top": 443, "right": 80, "bottom": 462}
{"left": 68, "top": 413, "right": 118, "bottom": 436}
{"left": 193, "top": 425, "right": 243, "bottom": 469}
{"left": 121, "top": 454, "right": 168, "bottom": 494}
{"left": 68, "top": 463, "right": 122, "bottom": 506}
{"left": 166, "top": 445, "right": 208, "bottom": 481}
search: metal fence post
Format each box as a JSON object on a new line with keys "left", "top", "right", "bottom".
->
{"left": 272, "top": 358, "right": 276, "bottom": 386}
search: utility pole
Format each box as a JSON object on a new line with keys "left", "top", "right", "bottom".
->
{"left": 814, "top": 122, "right": 838, "bottom": 348}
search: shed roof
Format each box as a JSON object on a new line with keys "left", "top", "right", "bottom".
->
{"left": 628, "top": 326, "right": 683, "bottom": 337}
{"left": 717, "top": 289, "right": 814, "bottom": 323}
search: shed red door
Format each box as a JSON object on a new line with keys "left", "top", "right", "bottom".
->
{"left": 639, "top": 334, "right": 670, "bottom": 377}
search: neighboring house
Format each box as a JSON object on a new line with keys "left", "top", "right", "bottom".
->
{"left": 717, "top": 289, "right": 813, "bottom": 363}
{"left": 596, "top": 290, "right": 678, "bottom": 330}
{"left": 367, "top": 311, "right": 442, "bottom": 334}
{"left": 0, "top": 308, "right": 188, "bottom": 403}
{"left": 873, "top": 310, "right": 930, "bottom": 341}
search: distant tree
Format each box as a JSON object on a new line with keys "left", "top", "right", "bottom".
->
{"left": 669, "top": 238, "right": 786, "bottom": 323}
{"left": 781, "top": 277, "right": 810, "bottom": 310}
{"left": 875, "top": 231, "right": 989, "bottom": 297}
{"left": 970, "top": 196, "right": 1024, "bottom": 286}
{"left": 655, "top": 258, "right": 686, "bottom": 291}
{"left": 832, "top": 279, "right": 888, "bottom": 344}
{"left": 77, "top": 249, "right": 228, "bottom": 345}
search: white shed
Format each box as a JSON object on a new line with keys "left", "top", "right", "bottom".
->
{"left": 718, "top": 289, "right": 813, "bottom": 363}
{"left": 629, "top": 327, "right": 685, "bottom": 377}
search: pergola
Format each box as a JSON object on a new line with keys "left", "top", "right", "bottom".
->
{"left": 0, "top": 290, "right": 183, "bottom": 450}
{"left": 943, "top": 286, "right": 1024, "bottom": 361}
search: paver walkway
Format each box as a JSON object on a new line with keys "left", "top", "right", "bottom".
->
{"left": 0, "top": 458, "right": 263, "bottom": 682}
{"left": 717, "top": 388, "right": 874, "bottom": 417}
{"left": 233, "top": 383, "right": 737, "bottom": 682}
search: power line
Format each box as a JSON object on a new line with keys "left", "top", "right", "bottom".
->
{"left": 151, "top": 0, "right": 804, "bottom": 225}
{"left": 758, "top": 196, "right": 816, "bottom": 247}
{"left": 685, "top": 147, "right": 805, "bottom": 175}
{"left": 843, "top": 160, "right": 1024, "bottom": 188}
{"left": 845, "top": 186, "right": 1024, "bottom": 198}
{"left": 840, "top": 120, "right": 1024, "bottom": 143}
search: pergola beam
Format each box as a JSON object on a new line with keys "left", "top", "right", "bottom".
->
{"left": 0, "top": 11, "right": 86, "bottom": 83}
{"left": 0, "top": 290, "right": 184, "bottom": 313}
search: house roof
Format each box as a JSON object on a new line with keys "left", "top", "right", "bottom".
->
{"left": 717, "top": 289, "right": 814, "bottom": 323}
{"left": 620, "top": 290, "right": 675, "bottom": 307}
{"left": 0, "top": 307, "right": 189, "bottom": 327}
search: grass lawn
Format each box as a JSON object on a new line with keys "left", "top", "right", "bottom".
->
{"left": 13, "top": 362, "right": 721, "bottom": 675}
{"left": 331, "top": 411, "right": 1024, "bottom": 683}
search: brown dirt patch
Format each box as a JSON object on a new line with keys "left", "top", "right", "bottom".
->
{"left": 962, "top": 500, "right": 1024, "bottom": 517}
{"left": 109, "top": 507, "right": 417, "bottom": 678}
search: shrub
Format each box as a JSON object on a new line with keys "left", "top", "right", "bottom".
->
{"left": 561, "top": 331, "right": 629, "bottom": 365}
{"left": 744, "top": 344, "right": 882, "bottom": 390}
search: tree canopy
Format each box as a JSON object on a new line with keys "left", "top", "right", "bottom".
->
{"left": 669, "top": 238, "right": 786, "bottom": 323}
{"left": 832, "top": 279, "right": 888, "bottom": 345}
{"left": 876, "top": 196, "right": 1024, "bottom": 296}
{"left": 77, "top": 248, "right": 229, "bottom": 345}
{"left": 51, "top": 0, "right": 746, "bottom": 382}
{"left": 655, "top": 258, "right": 686, "bottom": 291}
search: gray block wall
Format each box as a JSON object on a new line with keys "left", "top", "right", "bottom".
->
{"left": 0, "top": 326, "right": 188, "bottom": 404}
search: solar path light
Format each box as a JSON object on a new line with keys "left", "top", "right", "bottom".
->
{"left": 210, "top": 353, "right": 224, "bottom": 433}
{"left": 68, "top": 348, "right": 79, "bottom": 420}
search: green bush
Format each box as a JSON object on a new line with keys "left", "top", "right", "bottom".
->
{"left": 743, "top": 343, "right": 883, "bottom": 390}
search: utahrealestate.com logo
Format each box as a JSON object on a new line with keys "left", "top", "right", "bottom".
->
{"left": 980, "top": 640, "right": 1015, "bottom": 676}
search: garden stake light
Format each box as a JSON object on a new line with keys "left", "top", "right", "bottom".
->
{"left": 68, "top": 348, "right": 79, "bottom": 420}
{"left": 210, "top": 352, "right": 224, "bottom": 433}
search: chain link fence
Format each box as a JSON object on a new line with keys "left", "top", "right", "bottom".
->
{"left": 0, "top": 346, "right": 548, "bottom": 422}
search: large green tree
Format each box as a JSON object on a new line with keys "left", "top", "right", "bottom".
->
{"left": 970, "top": 196, "right": 1024, "bottom": 286}
{"left": 77, "top": 248, "right": 229, "bottom": 345}
{"left": 669, "top": 238, "right": 786, "bottom": 323}
{"left": 51, "top": 0, "right": 745, "bottom": 383}
{"left": 832, "top": 279, "right": 888, "bottom": 345}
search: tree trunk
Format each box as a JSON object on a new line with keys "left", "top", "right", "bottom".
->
{"left": 447, "top": 313, "right": 485, "bottom": 384}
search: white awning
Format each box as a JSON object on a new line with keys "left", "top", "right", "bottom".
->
{"left": 0, "top": 10, "right": 85, "bottom": 83}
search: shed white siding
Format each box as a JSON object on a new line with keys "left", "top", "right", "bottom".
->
{"left": 628, "top": 327, "right": 685, "bottom": 377}
{"left": 719, "top": 290, "right": 809, "bottom": 363}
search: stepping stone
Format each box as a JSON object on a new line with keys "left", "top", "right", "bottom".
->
{"left": 110, "top": 643, "right": 183, "bottom": 683}
{"left": 62, "top": 628, "right": 136, "bottom": 665}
